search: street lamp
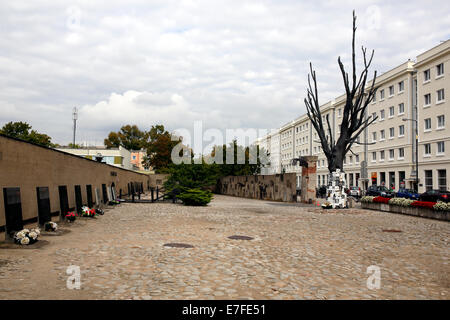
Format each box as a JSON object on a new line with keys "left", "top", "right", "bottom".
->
{"left": 402, "top": 118, "right": 419, "bottom": 192}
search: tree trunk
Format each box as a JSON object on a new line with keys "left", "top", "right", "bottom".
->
{"left": 327, "top": 147, "right": 345, "bottom": 173}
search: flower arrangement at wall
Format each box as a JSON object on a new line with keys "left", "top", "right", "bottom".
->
{"left": 13, "top": 228, "right": 40, "bottom": 245}
{"left": 65, "top": 212, "right": 77, "bottom": 222}
{"left": 363, "top": 195, "right": 449, "bottom": 212}
{"left": 388, "top": 198, "right": 415, "bottom": 207}
{"left": 44, "top": 221, "right": 58, "bottom": 232}
{"left": 372, "top": 196, "right": 391, "bottom": 204}
{"left": 433, "top": 202, "right": 450, "bottom": 211}
{"left": 81, "top": 206, "right": 96, "bottom": 217}
{"left": 361, "top": 196, "right": 374, "bottom": 203}
{"left": 410, "top": 201, "right": 437, "bottom": 209}
{"left": 108, "top": 200, "right": 120, "bottom": 205}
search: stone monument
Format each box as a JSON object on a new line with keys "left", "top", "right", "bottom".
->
{"left": 323, "top": 169, "right": 348, "bottom": 209}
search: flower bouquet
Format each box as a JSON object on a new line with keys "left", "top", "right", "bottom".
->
{"left": 13, "top": 228, "right": 40, "bottom": 245}
{"left": 81, "top": 206, "right": 96, "bottom": 217}
{"left": 108, "top": 200, "right": 120, "bottom": 205}
{"left": 44, "top": 221, "right": 58, "bottom": 232}
{"left": 65, "top": 212, "right": 77, "bottom": 222}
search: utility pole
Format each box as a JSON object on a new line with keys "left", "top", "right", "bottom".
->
{"left": 72, "top": 107, "right": 78, "bottom": 146}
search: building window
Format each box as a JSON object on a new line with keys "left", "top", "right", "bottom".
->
{"left": 437, "top": 89, "right": 445, "bottom": 103}
{"left": 398, "top": 81, "right": 404, "bottom": 93}
{"left": 437, "top": 63, "right": 444, "bottom": 77}
{"left": 438, "top": 170, "right": 447, "bottom": 191}
{"left": 372, "top": 112, "right": 377, "bottom": 122}
{"left": 399, "top": 147, "right": 405, "bottom": 159}
{"left": 437, "top": 141, "right": 445, "bottom": 154}
{"left": 424, "top": 93, "right": 431, "bottom": 106}
{"left": 424, "top": 118, "right": 432, "bottom": 131}
{"left": 380, "top": 129, "right": 385, "bottom": 140}
{"left": 399, "top": 125, "right": 405, "bottom": 136}
{"left": 398, "top": 103, "right": 404, "bottom": 114}
{"left": 372, "top": 152, "right": 376, "bottom": 162}
{"left": 424, "top": 143, "right": 431, "bottom": 155}
{"left": 132, "top": 155, "right": 136, "bottom": 160}
{"left": 424, "top": 69, "right": 431, "bottom": 82}
{"left": 355, "top": 155, "right": 359, "bottom": 163}
{"left": 338, "top": 109, "right": 342, "bottom": 117}
{"left": 389, "top": 127, "right": 394, "bottom": 138}
{"left": 425, "top": 170, "right": 433, "bottom": 191}
{"left": 389, "top": 149, "right": 395, "bottom": 160}
{"left": 380, "top": 89, "right": 385, "bottom": 100}
{"left": 389, "top": 85, "right": 394, "bottom": 97}
{"left": 380, "top": 109, "right": 385, "bottom": 120}
{"left": 437, "top": 115, "right": 445, "bottom": 129}
{"left": 372, "top": 132, "right": 377, "bottom": 142}
{"left": 389, "top": 106, "right": 394, "bottom": 117}
{"left": 380, "top": 150, "right": 385, "bottom": 161}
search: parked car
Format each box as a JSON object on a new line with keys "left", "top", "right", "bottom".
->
{"left": 419, "top": 190, "right": 450, "bottom": 203}
{"left": 396, "top": 188, "right": 419, "bottom": 200}
{"left": 347, "top": 186, "right": 361, "bottom": 198}
{"left": 366, "top": 185, "right": 395, "bottom": 198}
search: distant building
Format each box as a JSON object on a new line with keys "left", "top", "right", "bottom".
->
{"left": 56, "top": 146, "right": 133, "bottom": 171}
{"left": 130, "top": 149, "right": 152, "bottom": 172}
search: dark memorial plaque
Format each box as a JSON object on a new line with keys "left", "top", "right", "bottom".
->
{"left": 86, "top": 185, "right": 93, "bottom": 208}
{"left": 3, "top": 187, "right": 24, "bottom": 238}
{"left": 36, "top": 187, "right": 51, "bottom": 225}
{"left": 58, "top": 186, "right": 69, "bottom": 220}
{"left": 102, "top": 184, "right": 108, "bottom": 204}
{"left": 74, "top": 185, "right": 83, "bottom": 214}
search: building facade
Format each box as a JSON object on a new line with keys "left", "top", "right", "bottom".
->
{"left": 56, "top": 146, "right": 133, "bottom": 171}
{"left": 256, "top": 40, "right": 450, "bottom": 193}
{"left": 130, "top": 149, "right": 152, "bottom": 172}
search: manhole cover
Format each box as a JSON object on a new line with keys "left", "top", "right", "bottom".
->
{"left": 382, "top": 229, "right": 402, "bottom": 233}
{"left": 228, "top": 235, "right": 254, "bottom": 241}
{"left": 163, "top": 243, "right": 194, "bottom": 248}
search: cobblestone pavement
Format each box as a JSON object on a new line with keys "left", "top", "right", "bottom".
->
{"left": 0, "top": 195, "right": 448, "bottom": 300}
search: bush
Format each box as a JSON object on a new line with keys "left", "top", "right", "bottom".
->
{"left": 373, "top": 196, "right": 390, "bottom": 204}
{"left": 177, "top": 188, "right": 213, "bottom": 206}
{"left": 361, "top": 196, "right": 374, "bottom": 203}
{"left": 411, "top": 201, "right": 436, "bottom": 209}
{"left": 388, "top": 197, "right": 414, "bottom": 207}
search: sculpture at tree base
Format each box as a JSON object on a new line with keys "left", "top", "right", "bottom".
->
{"left": 322, "top": 169, "right": 347, "bottom": 209}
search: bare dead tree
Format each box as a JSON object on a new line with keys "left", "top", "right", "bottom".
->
{"left": 305, "top": 10, "right": 378, "bottom": 173}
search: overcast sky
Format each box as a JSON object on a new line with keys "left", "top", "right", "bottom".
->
{"left": 1, "top": 0, "right": 449, "bottom": 147}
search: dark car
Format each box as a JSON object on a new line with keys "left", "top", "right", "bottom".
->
{"left": 316, "top": 185, "right": 327, "bottom": 198}
{"left": 366, "top": 185, "right": 395, "bottom": 198}
{"left": 419, "top": 190, "right": 450, "bottom": 202}
{"left": 396, "top": 188, "right": 419, "bottom": 200}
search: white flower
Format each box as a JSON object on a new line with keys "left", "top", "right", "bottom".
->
{"left": 33, "top": 228, "right": 41, "bottom": 235}
{"left": 20, "top": 237, "right": 30, "bottom": 245}
{"left": 15, "top": 231, "right": 26, "bottom": 239}
{"left": 22, "top": 228, "right": 30, "bottom": 233}
{"left": 29, "top": 232, "right": 38, "bottom": 240}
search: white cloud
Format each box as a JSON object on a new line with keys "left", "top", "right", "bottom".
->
{"left": 0, "top": 0, "right": 449, "bottom": 146}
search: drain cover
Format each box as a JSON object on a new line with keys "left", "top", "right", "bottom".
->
{"left": 382, "top": 229, "right": 402, "bottom": 233}
{"left": 228, "top": 235, "right": 254, "bottom": 241}
{"left": 163, "top": 243, "right": 194, "bottom": 248}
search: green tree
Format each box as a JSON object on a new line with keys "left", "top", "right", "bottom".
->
{"left": 104, "top": 125, "right": 146, "bottom": 150}
{"left": 0, "top": 121, "right": 53, "bottom": 147}
{"left": 143, "top": 125, "right": 183, "bottom": 173}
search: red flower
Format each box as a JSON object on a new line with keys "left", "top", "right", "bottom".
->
{"left": 373, "top": 196, "right": 390, "bottom": 204}
{"left": 411, "top": 201, "right": 436, "bottom": 209}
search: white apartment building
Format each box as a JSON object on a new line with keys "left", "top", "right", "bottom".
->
{"left": 256, "top": 39, "right": 450, "bottom": 193}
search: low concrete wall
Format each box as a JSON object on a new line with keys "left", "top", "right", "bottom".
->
{"left": 361, "top": 202, "right": 449, "bottom": 221}
{"left": 0, "top": 134, "right": 152, "bottom": 228}
{"left": 217, "top": 173, "right": 297, "bottom": 202}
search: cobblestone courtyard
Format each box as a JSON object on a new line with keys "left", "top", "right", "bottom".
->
{"left": 0, "top": 195, "right": 448, "bottom": 300}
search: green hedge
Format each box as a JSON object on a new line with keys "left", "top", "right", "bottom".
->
{"left": 177, "top": 188, "right": 213, "bottom": 206}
